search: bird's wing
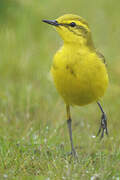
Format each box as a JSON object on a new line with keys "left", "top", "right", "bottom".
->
{"left": 96, "top": 50, "right": 106, "bottom": 65}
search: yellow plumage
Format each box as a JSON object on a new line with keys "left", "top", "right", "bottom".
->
{"left": 43, "top": 14, "right": 109, "bottom": 156}
{"left": 51, "top": 14, "right": 108, "bottom": 106}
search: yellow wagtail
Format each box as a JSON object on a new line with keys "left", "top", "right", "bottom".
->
{"left": 43, "top": 14, "right": 109, "bottom": 156}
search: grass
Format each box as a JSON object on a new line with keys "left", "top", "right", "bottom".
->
{"left": 0, "top": 0, "right": 120, "bottom": 179}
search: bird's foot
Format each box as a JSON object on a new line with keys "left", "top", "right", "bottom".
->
{"left": 71, "top": 148, "right": 78, "bottom": 158}
{"left": 66, "top": 148, "right": 78, "bottom": 159}
{"left": 97, "top": 112, "right": 108, "bottom": 139}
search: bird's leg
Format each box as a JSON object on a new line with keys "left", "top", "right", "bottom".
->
{"left": 97, "top": 102, "right": 108, "bottom": 139}
{"left": 66, "top": 105, "right": 77, "bottom": 157}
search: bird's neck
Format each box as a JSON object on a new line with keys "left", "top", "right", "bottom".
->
{"left": 63, "top": 36, "right": 94, "bottom": 52}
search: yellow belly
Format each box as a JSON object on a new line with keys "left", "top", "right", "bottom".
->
{"left": 51, "top": 48, "right": 108, "bottom": 106}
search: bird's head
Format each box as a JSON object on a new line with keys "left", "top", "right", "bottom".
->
{"left": 43, "top": 14, "right": 94, "bottom": 47}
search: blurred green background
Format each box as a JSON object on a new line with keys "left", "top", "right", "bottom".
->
{"left": 0, "top": 0, "right": 120, "bottom": 179}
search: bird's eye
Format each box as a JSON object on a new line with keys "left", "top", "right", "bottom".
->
{"left": 69, "top": 22, "right": 76, "bottom": 27}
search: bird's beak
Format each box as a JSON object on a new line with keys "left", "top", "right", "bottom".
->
{"left": 42, "top": 19, "right": 60, "bottom": 26}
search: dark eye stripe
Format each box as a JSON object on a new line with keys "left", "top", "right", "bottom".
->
{"left": 61, "top": 24, "right": 87, "bottom": 36}
{"left": 59, "top": 23, "right": 88, "bottom": 36}
{"left": 76, "top": 25, "right": 88, "bottom": 33}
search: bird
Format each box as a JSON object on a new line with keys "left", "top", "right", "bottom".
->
{"left": 42, "top": 14, "right": 109, "bottom": 157}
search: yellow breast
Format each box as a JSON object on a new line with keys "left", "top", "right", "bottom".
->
{"left": 51, "top": 44, "right": 108, "bottom": 106}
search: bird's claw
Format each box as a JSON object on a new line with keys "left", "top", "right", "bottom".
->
{"left": 66, "top": 148, "right": 78, "bottom": 160}
{"left": 97, "top": 112, "right": 108, "bottom": 139}
{"left": 68, "top": 149, "right": 77, "bottom": 157}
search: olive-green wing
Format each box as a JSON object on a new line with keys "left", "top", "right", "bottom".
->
{"left": 96, "top": 50, "right": 106, "bottom": 65}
